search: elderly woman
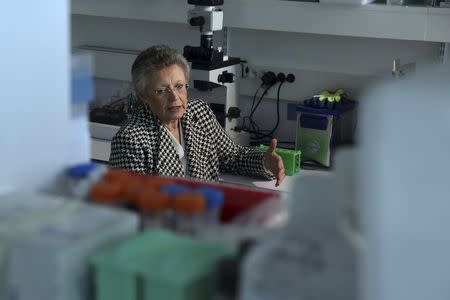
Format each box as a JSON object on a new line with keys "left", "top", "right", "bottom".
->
{"left": 110, "top": 45, "right": 285, "bottom": 186}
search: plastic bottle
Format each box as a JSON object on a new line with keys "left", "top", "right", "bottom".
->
{"left": 159, "top": 183, "right": 191, "bottom": 228}
{"left": 66, "top": 162, "right": 107, "bottom": 199}
{"left": 101, "top": 170, "right": 147, "bottom": 210}
{"left": 136, "top": 189, "right": 170, "bottom": 229}
{"left": 172, "top": 192, "right": 206, "bottom": 235}
{"left": 195, "top": 186, "right": 224, "bottom": 225}
{"left": 240, "top": 175, "right": 357, "bottom": 300}
{"left": 123, "top": 178, "right": 146, "bottom": 209}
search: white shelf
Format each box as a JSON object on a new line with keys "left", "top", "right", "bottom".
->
{"left": 76, "top": 46, "right": 137, "bottom": 81}
{"left": 71, "top": 0, "right": 189, "bottom": 24}
{"left": 426, "top": 7, "right": 450, "bottom": 42}
{"left": 224, "top": 0, "right": 427, "bottom": 41}
{"left": 71, "top": 0, "right": 450, "bottom": 42}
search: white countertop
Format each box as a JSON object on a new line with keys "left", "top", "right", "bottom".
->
{"left": 219, "top": 170, "right": 331, "bottom": 193}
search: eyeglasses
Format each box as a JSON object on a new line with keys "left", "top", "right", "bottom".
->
{"left": 153, "top": 83, "right": 190, "bottom": 97}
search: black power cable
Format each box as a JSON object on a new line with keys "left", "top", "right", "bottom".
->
{"left": 250, "top": 85, "right": 271, "bottom": 118}
{"left": 240, "top": 83, "right": 264, "bottom": 133}
{"left": 246, "top": 85, "right": 272, "bottom": 138}
{"left": 240, "top": 83, "right": 277, "bottom": 141}
{"left": 239, "top": 71, "right": 295, "bottom": 143}
{"left": 264, "top": 81, "right": 285, "bottom": 138}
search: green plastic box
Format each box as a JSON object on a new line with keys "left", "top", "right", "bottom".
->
{"left": 91, "top": 230, "right": 235, "bottom": 300}
{"left": 257, "top": 145, "right": 301, "bottom": 176}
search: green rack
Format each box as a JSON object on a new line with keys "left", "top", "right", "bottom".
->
{"left": 257, "top": 145, "right": 301, "bottom": 176}
{"left": 91, "top": 229, "right": 235, "bottom": 300}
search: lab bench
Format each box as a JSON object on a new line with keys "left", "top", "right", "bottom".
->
{"left": 90, "top": 138, "right": 330, "bottom": 193}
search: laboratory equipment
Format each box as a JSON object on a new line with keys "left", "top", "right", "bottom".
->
{"left": 136, "top": 189, "right": 171, "bottom": 229}
{"left": 0, "top": 193, "right": 71, "bottom": 300}
{"left": 184, "top": 0, "right": 242, "bottom": 134}
{"left": 257, "top": 145, "right": 301, "bottom": 176}
{"left": 88, "top": 90, "right": 134, "bottom": 141}
{"left": 91, "top": 229, "right": 235, "bottom": 300}
{"left": 172, "top": 192, "right": 206, "bottom": 235}
{"left": 88, "top": 168, "right": 281, "bottom": 227}
{"left": 240, "top": 175, "right": 357, "bottom": 300}
{"left": 161, "top": 183, "right": 192, "bottom": 196}
{"left": 89, "top": 180, "right": 124, "bottom": 204}
{"left": 359, "top": 65, "right": 450, "bottom": 300}
{"left": 391, "top": 58, "right": 416, "bottom": 79}
{"left": 295, "top": 92, "right": 357, "bottom": 167}
{"left": 195, "top": 186, "right": 224, "bottom": 225}
{"left": 6, "top": 201, "right": 138, "bottom": 300}
{"left": 64, "top": 162, "right": 107, "bottom": 199}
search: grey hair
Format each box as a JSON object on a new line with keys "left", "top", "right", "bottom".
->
{"left": 131, "top": 45, "right": 190, "bottom": 99}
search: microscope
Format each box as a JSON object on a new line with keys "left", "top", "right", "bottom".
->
{"left": 184, "top": 0, "right": 242, "bottom": 135}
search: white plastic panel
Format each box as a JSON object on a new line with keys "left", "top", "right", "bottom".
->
{"left": 0, "top": 2, "right": 70, "bottom": 193}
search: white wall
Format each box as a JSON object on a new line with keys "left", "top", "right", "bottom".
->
{"left": 72, "top": 14, "right": 441, "bottom": 142}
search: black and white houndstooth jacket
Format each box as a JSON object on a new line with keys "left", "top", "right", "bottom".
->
{"left": 109, "top": 99, "right": 272, "bottom": 182}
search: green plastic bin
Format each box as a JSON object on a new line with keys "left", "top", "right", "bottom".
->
{"left": 257, "top": 145, "right": 301, "bottom": 176}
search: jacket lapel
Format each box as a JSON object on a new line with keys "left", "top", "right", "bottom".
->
{"left": 140, "top": 102, "right": 184, "bottom": 176}
{"left": 181, "top": 105, "right": 193, "bottom": 177}
{"left": 181, "top": 103, "right": 204, "bottom": 178}
{"left": 156, "top": 125, "right": 184, "bottom": 176}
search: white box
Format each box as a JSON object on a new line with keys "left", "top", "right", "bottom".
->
{"left": 0, "top": 193, "right": 74, "bottom": 300}
{"left": 6, "top": 203, "right": 138, "bottom": 300}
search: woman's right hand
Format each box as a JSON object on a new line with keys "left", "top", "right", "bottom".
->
{"left": 263, "top": 139, "right": 285, "bottom": 187}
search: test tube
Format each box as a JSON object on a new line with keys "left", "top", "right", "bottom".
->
{"left": 172, "top": 192, "right": 206, "bottom": 235}
{"left": 160, "top": 183, "right": 192, "bottom": 228}
{"left": 144, "top": 175, "right": 174, "bottom": 190}
{"left": 161, "top": 183, "right": 191, "bottom": 196}
{"left": 104, "top": 171, "right": 149, "bottom": 211}
{"left": 136, "top": 189, "right": 170, "bottom": 229}
{"left": 89, "top": 180, "right": 123, "bottom": 205}
{"left": 123, "top": 179, "right": 147, "bottom": 209}
{"left": 66, "top": 162, "right": 100, "bottom": 198}
{"left": 195, "top": 186, "right": 224, "bottom": 226}
{"left": 103, "top": 168, "right": 130, "bottom": 182}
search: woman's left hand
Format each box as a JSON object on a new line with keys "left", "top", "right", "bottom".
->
{"left": 263, "top": 139, "right": 285, "bottom": 187}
